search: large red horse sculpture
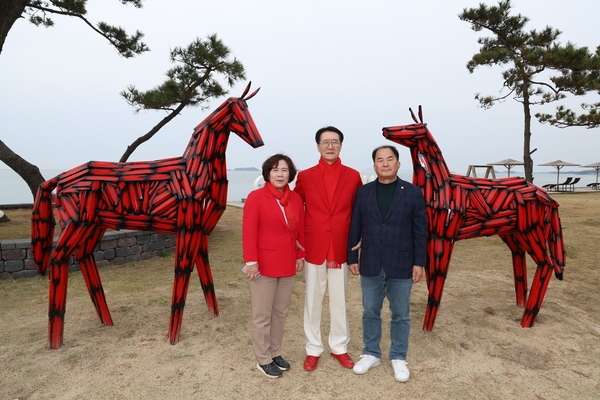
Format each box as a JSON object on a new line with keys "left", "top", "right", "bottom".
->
{"left": 383, "top": 106, "right": 565, "bottom": 331}
{"left": 31, "top": 82, "right": 263, "bottom": 349}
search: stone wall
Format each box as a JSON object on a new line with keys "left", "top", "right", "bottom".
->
{"left": 0, "top": 230, "right": 176, "bottom": 279}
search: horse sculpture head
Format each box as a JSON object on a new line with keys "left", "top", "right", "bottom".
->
{"left": 186, "top": 82, "right": 264, "bottom": 158}
{"left": 382, "top": 106, "right": 450, "bottom": 185}
{"left": 227, "top": 81, "right": 264, "bottom": 148}
{"left": 382, "top": 106, "right": 433, "bottom": 148}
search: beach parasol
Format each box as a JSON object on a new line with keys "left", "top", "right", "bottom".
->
{"left": 487, "top": 158, "right": 524, "bottom": 177}
{"left": 538, "top": 159, "right": 581, "bottom": 186}
{"left": 580, "top": 162, "right": 600, "bottom": 185}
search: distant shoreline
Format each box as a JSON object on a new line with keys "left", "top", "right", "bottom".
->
{"left": 229, "top": 167, "right": 258, "bottom": 172}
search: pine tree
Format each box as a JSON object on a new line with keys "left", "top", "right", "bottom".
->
{"left": 460, "top": 0, "right": 600, "bottom": 182}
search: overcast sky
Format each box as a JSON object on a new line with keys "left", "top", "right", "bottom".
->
{"left": 2, "top": 0, "right": 599, "bottom": 177}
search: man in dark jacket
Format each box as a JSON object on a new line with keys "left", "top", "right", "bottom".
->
{"left": 347, "top": 145, "right": 427, "bottom": 383}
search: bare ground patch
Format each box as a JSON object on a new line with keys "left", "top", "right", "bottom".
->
{"left": 1, "top": 193, "right": 599, "bottom": 399}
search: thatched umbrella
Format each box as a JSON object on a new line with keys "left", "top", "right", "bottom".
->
{"left": 538, "top": 159, "right": 581, "bottom": 186}
{"left": 580, "top": 162, "right": 600, "bottom": 185}
{"left": 487, "top": 158, "right": 524, "bottom": 177}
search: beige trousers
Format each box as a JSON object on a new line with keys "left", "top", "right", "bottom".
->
{"left": 249, "top": 275, "right": 295, "bottom": 365}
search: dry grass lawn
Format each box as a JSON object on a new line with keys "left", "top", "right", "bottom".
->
{"left": 1, "top": 192, "right": 599, "bottom": 399}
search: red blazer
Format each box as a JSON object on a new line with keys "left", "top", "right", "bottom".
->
{"left": 294, "top": 163, "right": 362, "bottom": 265}
{"left": 242, "top": 187, "right": 305, "bottom": 278}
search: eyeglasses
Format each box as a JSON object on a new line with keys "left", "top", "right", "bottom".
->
{"left": 319, "top": 140, "right": 341, "bottom": 147}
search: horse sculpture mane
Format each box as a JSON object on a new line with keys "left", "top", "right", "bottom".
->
{"left": 31, "top": 82, "right": 263, "bottom": 349}
{"left": 382, "top": 106, "right": 565, "bottom": 330}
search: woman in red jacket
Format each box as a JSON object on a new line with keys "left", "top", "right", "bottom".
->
{"left": 242, "top": 154, "right": 306, "bottom": 378}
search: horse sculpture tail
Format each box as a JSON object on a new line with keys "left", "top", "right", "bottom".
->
{"left": 31, "top": 177, "right": 59, "bottom": 275}
{"left": 548, "top": 205, "right": 566, "bottom": 280}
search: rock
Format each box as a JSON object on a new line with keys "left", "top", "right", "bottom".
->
{"left": 0, "top": 210, "right": 10, "bottom": 223}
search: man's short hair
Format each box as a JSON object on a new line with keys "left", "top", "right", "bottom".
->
{"left": 372, "top": 145, "right": 400, "bottom": 162}
{"left": 315, "top": 126, "right": 344, "bottom": 144}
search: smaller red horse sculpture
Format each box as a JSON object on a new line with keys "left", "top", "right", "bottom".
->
{"left": 382, "top": 106, "right": 565, "bottom": 331}
{"left": 31, "top": 82, "right": 263, "bottom": 349}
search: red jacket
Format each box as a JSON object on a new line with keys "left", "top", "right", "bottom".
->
{"left": 294, "top": 163, "right": 362, "bottom": 265}
{"left": 242, "top": 187, "right": 305, "bottom": 278}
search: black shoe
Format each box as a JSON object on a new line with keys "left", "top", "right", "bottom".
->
{"left": 272, "top": 356, "right": 290, "bottom": 371}
{"left": 256, "top": 362, "right": 282, "bottom": 378}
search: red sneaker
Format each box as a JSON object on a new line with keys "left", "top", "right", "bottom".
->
{"left": 303, "top": 355, "right": 319, "bottom": 371}
{"left": 330, "top": 352, "right": 354, "bottom": 368}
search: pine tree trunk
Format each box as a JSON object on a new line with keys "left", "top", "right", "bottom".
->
{"left": 522, "top": 88, "right": 534, "bottom": 183}
{"left": 0, "top": 0, "right": 29, "bottom": 55}
{"left": 0, "top": 139, "right": 45, "bottom": 200}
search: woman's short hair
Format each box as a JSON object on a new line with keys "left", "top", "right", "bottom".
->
{"left": 261, "top": 154, "right": 298, "bottom": 183}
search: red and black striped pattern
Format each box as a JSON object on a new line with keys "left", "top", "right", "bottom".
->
{"left": 31, "top": 82, "right": 263, "bottom": 349}
{"left": 382, "top": 106, "right": 565, "bottom": 331}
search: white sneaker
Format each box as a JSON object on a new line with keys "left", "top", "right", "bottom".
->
{"left": 352, "top": 354, "right": 381, "bottom": 375}
{"left": 392, "top": 359, "right": 410, "bottom": 382}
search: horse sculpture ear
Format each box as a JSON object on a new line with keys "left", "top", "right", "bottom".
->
{"left": 409, "top": 106, "right": 424, "bottom": 124}
{"left": 244, "top": 87, "right": 261, "bottom": 100}
{"left": 240, "top": 82, "right": 252, "bottom": 99}
{"left": 239, "top": 81, "right": 260, "bottom": 100}
{"left": 410, "top": 107, "right": 418, "bottom": 123}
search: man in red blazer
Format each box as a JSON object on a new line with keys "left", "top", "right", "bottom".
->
{"left": 294, "top": 126, "right": 363, "bottom": 371}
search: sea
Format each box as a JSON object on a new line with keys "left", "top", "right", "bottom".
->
{"left": 0, "top": 168, "right": 590, "bottom": 207}
{"left": 0, "top": 169, "right": 263, "bottom": 206}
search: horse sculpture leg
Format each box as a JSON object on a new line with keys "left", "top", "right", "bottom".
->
{"left": 195, "top": 234, "right": 219, "bottom": 316}
{"left": 500, "top": 234, "right": 528, "bottom": 307}
{"left": 423, "top": 236, "right": 456, "bottom": 331}
{"left": 522, "top": 260, "right": 554, "bottom": 327}
{"left": 516, "top": 228, "right": 555, "bottom": 327}
{"left": 47, "top": 222, "right": 96, "bottom": 348}
{"left": 168, "top": 228, "right": 201, "bottom": 344}
{"left": 549, "top": 207, "right": 566, "bottom": 279}
{"left": 31, "top": 180, "right": 57, "bottom": 275}
{"left": 76, "top": 227, "right": 113, "bottom": 326}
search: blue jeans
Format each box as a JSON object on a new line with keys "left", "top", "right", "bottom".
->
{"left": 360, "top": 269, "right": 412, "bottom": 360}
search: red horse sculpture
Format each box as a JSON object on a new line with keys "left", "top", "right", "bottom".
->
{"left": 382, "top": 106, "right": 565, "bottom": 331}
{"left": 31, "top": 82, "right": 263, "bottom": 349}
